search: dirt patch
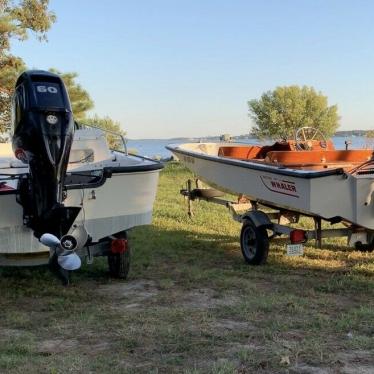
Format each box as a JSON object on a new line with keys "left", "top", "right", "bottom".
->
{"left": 337, "top": 350, "right": 374, "bottom": 374}
{"left": 37, "top": 338, "right": 79, "bottom": 354}
{"left": 37, "top": 338, "right": 111, "bottom": 356}
{"left": 97, "top": 280, "right": 159, "bottom": 302}
{"left": 181, "top": 288, "right": 239, "bottom": 309}
{"left": 290, "top": 365, "right": 332, "bottom": 373}
{"left": 211, "top": 319, "right": 253, "bottom": 331}
{"left": 289, "top": 351, "right": 374, "bottom": 374}
{"left": 0, "top": 328, "right": 25, "bottom": 339}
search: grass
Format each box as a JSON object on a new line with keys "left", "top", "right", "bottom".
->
{"left": 0, "top": 162, "right": 373, "bottom": 373}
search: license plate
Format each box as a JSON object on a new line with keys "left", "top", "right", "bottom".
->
{"left": 286, "top": 243, "right": 304, "bottom": 256}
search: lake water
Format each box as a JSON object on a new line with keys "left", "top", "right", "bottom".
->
{"left": 127, "top": 136, "right": 372, "bottom": 159}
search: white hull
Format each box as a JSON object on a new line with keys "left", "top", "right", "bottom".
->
{"left": 168, "top": 143, "right": 374, "bottom": 230}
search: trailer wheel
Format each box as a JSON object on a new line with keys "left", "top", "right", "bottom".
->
{"left": 355, "top": 241, "right": 374, "bottom": 252}
{"left": 108, "top": 231, "right": 131, "bottom": 279}
{"left": 240, "top": 220, "right": 269, "bottom": 265}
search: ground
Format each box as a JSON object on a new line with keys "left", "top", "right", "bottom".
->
{"left": 0, "top": 162, "right": 373, "bottom": 373}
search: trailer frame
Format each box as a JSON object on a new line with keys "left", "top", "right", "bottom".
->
{"left": 180, "top": 179, "right": 374, "bottom": 264}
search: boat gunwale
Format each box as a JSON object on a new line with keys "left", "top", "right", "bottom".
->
{"left": 0, "top": 161, "right": 164, "bottom": 195}
{"left": 166, "top": 144, "right": 346, "bottom": 179}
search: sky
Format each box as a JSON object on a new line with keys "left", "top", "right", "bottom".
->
{"left": 10, "top": 0, "right": 374, "bottom": 139}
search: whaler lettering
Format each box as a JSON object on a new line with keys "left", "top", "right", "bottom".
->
{"left": 270, "top": 181, "right": 296, "bottom": 193}
{"left": 260, "top": 175, "right": 299, "bottom": 198}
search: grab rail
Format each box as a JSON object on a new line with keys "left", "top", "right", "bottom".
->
{"left": 78, "top": 123, "right": 128, "bottom": 155}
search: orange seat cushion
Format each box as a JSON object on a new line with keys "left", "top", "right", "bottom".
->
{"left": 266, "top": 150, "right": 373, "bottom": 164}
{"left": 218, "top": 146, "right": 262, "bottom": 159}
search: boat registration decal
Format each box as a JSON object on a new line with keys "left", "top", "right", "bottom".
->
{"left": 260, "top": 175, "right": 299, "bottom": 198}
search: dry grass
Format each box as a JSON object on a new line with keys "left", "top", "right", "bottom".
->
{"left": 0, "top": 162, "right": 373, "bottom": 373}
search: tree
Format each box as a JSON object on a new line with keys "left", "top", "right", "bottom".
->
{"left": 0, "top": 0, "right": 55, "bottom": 132}
{"left": 248, "top": 86, "right": 339, "bottom": 139}
{"left": 0, "top": 55, "right": 26, "bottom": 132}
{"left": 49, "top": 69, "right": 94, "bottom": 121}
{"left": 366, "top": 130, "right": 374, "bottom": 138}
{"left": 0, "top": 0, "right": 55, "bottom": 51}
{"left": 0, "top": 1, "right": 123, "bottom": 146}
{"left": 81, "top": 115, "right": 126, "bottom": 150}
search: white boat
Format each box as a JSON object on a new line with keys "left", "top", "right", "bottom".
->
{"left": 167, "top": 128, "right": 374, "bottom": 264}
{"left": 0, "top": 70, "right": 163, "bottom": 282}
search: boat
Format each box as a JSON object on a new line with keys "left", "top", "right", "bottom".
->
{"left": 0, "top": 70, "right": 163, "bottom": 283}
{"left": 167, "top": 127, "right": 374, "bottom": 264}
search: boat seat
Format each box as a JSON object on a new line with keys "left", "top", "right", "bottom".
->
{"left": 70, "top": 129, "right": 112, "bottom": 163}
{"left": 218, "top": 145, "right": 262, "bottom": 159}
{"left": 218, "top": 140, "right": 336, "bottom": 161}
{"left": 265, "top": 150, "right": 374, "bottom": 165}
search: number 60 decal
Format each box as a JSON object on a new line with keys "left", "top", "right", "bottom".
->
{"left": 36, "top": 85, "right": 58, "bottom": 93}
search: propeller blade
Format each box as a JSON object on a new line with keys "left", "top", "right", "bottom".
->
{"left": 40, "top": 233, "right": 61, "bottom": 248}
{"left": 57, "top": 253, "right": 81, "bottom": 271}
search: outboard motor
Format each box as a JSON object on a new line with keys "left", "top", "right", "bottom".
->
{"left": 12, "top": 70, "right": 80, "bottom": 239}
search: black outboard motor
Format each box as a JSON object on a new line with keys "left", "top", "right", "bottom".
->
{"left": 12, "top": 70, "right": 80, "bottom": 238}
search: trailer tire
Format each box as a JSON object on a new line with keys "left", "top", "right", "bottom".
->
{"left": 355, "top": 241, "right": 374, "bottom": 252}
{"left": 108, "top": 231, "right": 131, "bottom": 279}
{"left": 240, "top": 220, "right": 269, "bottom": 265}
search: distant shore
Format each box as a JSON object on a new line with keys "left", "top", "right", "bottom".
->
{"left": 128, "top": 129, "right": 373, "bottom": 142}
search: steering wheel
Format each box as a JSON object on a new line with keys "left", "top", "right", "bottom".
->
{"left": 295, "top": 126, "right": 327, "bottom": 151}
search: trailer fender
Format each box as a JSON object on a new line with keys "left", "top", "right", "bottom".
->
{"left": 241, "top": 210, "right": 272, "bottom": 228}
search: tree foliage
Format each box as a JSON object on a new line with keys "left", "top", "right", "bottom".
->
{"left": 0, "top": 0, "right": 55, "bottom": 51}
{"left": 0, "top": 0, "right": 55, "bottom": 132}
{"left": 366, "top": 130, "right": 374, "bottom": 138}
{"left": 0, "top": 55, "right": 25, "bottom": 132}
{"left": 0, "top": 1, "right": 124, "bottom": 145}
{"left": 81, "top": 115, "right": 126, "bottom": 150}
{"left": 248, "top": 86, "right": 340, "bottom": 139}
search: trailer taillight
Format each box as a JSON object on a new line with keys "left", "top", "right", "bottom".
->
{"left": 290, "top": 229, "right": 307, "bottom": 244}
{"left": 111, "top": 239, "right": 128, "bottom": 254}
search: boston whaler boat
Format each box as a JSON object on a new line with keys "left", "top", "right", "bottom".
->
{"left": 167, "top": 127, "right": 374, "bottom": 264}
{"left": 0, "top": 70, "right": 163, "bottom": 283}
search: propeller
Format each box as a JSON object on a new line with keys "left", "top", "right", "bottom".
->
{"left": 40, "top": 233, "right": 60, "bottom": 247}
{"left": 40, "top": 233, "right": 81, "bottom": 271}
{"left": 57, "top": 252, "right": 81, "bottom": 271}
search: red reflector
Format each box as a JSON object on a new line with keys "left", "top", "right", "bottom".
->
{"left": 110, "top": 239, "right": 128, "bottom": 254}
{"left": 290, "top": 229, "right": 307, "bottom": 244}
{"left": 14, "top": 148, "right": 27, "bottom": 162}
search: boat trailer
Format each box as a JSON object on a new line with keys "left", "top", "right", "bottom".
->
{"left": 181, "top": 179, "right": 374, "bottom": 265}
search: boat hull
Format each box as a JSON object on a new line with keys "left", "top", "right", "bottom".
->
{"left": 168, "top": 143, "right": 374, "bottom": 230}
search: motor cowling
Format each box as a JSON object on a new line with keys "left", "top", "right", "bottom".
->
{"left": 12, "top": 70, "right": 80, "bottom": 238}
